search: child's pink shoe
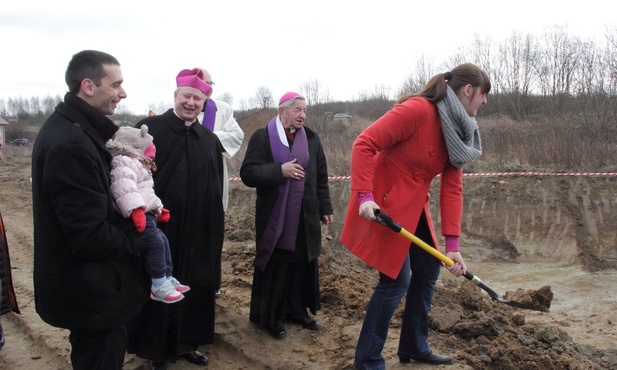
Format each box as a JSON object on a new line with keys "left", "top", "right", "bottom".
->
{"left": 169, "top": 277, "right": 190, "bottom": 293}
{"left": 150, "top": 280, "right": 184, "bottom": 304}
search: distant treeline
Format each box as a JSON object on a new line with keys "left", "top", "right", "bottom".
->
{"left": 4, "top": 90, "right": 617, "bottom": 174}
{"left": 4, "top": 25, "right": 617, "bottom": 172}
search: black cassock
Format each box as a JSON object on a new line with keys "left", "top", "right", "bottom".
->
{"left": 128, "top": 109, "right": 224, "bottom": 361}
{"left": 239, "top": 125, "right": 333, "bottom": 330}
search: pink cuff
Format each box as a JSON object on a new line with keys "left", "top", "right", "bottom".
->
{"left": 358, "top": 192, "right": 374, "bottom": 204}
{"left": 445, "top": 235, "right": 460, "bottom": 253}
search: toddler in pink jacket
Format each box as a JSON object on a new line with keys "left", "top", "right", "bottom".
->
{"left": 107, "top": 126, "right": 189, "bottom": 303}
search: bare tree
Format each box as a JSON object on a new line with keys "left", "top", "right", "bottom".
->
{"left": 470, "top": 35, "right": 494, "bottom": 71}
{"left": 299, "top": 78, "right": 331, "bottom": 106}
{"left": 30, "top": 96, "right": 41, "bottom": 114}
{"left": 442, "top": 46, "right": 469, "bottom": 70}
{"left": 469, "top": 34, "right": 499, "bottom": 94}
{"left": 574, "top": 36, "right": 617, "bottom": 128}
{"left": 7, "top": 97, "right": 26, "bottom": 116}
{"left": 299, "top": 78, "right": 332, "bottom": 132}
{"left": 235, "top": 98, "right": 252, "bottom": 119}
{"left": 576, "top": 41, "right": 605, "bottom": 95}
{"left": 355, "top": 84, "right": 393, "bottom": 120}
{"left": 496, "top": 31, "right": 539, "bottom": 119}
{"left": 356, "top": 84, "right": 392, "bottom": 101}
{"left": 251, "top": 86, "right": 274, "bottom": 109}
{"left": 604, "top": 26, "right": 617, "bottom": 94}
{"left": 218, "top": 92, "right": 234, "bottom": 106}
{"left": 536, "top": 25, "right": 582, "bottom": 103}
{"left": 42, "top": 95, "right": 61, "bottom": 115}
{"left": 398, "top": 55, "right": 435, "bottom": 96}
{"left": 238, "top": 98, "right": 250, "bottom": 112}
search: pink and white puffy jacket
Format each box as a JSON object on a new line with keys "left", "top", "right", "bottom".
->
{"left": 106, "top": 126, "right": 163, "bottom": 218}
{"left": 109, "top": 154, "right": 163, "bottom": 218}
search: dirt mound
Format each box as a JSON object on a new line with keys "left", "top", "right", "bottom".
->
{"left": 504, "top": 286, "right": 553, "bottom": 313}
{"left": 428, "top": 278, "right": 617, "bottom": 370}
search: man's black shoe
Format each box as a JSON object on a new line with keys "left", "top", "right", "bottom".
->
{"left": 288, "top": 315, "right": 322, "bottom": 331}
{"left": 180, "top": 350, "right": 209, "bottom": 366}
{"left": 399, "top": 352, "right": 452, "bottom": 365}
{"left": 269, "top": 320, "right": 286, "bottom": 339}
{"left": 149, "top": 360, "right": 167, "bottom": 370}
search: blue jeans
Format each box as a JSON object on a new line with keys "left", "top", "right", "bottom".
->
{"left": 354, "top": 228, "right": 441, "bottom": 370}
{"left": 141, "top": 214, "right": 172, "bottom": 279}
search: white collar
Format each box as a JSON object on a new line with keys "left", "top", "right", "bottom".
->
{"left": 275, "top": 116, "right": 289, "bottom": 148}
{"left": 172, "top": 109, "right": 195, "bottom": 126}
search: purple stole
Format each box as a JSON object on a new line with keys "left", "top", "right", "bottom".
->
{"left": 254, "top": 117, "right": 309, "bottom": 271}
{"left": 201, "top": 99, "right": 217, "bottom": 131}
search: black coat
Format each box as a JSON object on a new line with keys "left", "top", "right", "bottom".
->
{"left": 128, "top": 110, "right": 225, "bottom": 360}
{"left": 240, "top": 125, "right": 333, "bottom": 264}
{"left": 31, "top": 93, "right": 147, "bottom": 331}
{"left": 0, "top": 211, "right": 19, "bottom": 316}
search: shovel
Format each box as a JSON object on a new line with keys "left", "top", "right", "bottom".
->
{"left": 373, "top": 209, "right": 542, "bottom": 311}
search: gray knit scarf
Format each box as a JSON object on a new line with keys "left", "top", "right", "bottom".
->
{"left": 436, "top": 86, "right": 482, "bottom": 168}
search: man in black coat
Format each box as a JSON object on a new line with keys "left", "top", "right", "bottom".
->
{"left": 127, "top": 68, "right": 224, "bottom": 370}
{"left": 240, "top": 92, "right": 333, "bottom": 339}
{"left": 31, "top": 50, "right": 148, "bottom": 370}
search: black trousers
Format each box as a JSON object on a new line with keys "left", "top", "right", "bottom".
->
{"left": 69, "top": 324, "right": 127, "bottom": 370}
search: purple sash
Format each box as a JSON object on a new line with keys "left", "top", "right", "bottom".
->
{"left": 201, "top": 99, "right": 216, "bottom": 132}
{"left": 254, "top": 117, "right": 309, "bottom": 271}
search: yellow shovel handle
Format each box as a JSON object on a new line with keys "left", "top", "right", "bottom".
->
{"left": 399, "top": 228, "right": 455, "bottom": 267}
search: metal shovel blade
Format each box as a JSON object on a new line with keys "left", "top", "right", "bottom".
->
{"left": 466, "top": 273, "right": 542, "bottom": 310}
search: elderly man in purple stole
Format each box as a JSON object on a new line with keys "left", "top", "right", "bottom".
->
{"left": 240, "top": 92, "right": 333, "bottom": 339}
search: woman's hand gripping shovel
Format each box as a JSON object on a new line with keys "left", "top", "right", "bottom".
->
{"left": 373, "top": 209, "right": 545, "bottom": 311}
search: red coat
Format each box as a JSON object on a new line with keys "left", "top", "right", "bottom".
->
{"left": 340, "top": 97, "right": 463, "bottom": 279}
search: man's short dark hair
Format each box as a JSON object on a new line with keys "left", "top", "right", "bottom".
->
{"left": 65, "top": 50, "right": 120, "bottom": 94}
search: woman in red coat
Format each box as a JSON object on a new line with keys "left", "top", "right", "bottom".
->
{"left": 340, "top": 63, "right": 491, "bottom": 369}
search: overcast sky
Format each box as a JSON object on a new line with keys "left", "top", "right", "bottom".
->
{"left": 1, "top": 1, "right": 615, "bottom": 114}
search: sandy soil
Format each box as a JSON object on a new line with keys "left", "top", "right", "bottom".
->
{"left": 1, "top": 153, "right": 616, "bottom": 370}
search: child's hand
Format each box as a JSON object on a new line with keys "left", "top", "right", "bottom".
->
{"left": 131, "top": 209, "right": 146, "bottom": 232}
{"left": 158, "top": 208, "right": 170, "bottom": 223}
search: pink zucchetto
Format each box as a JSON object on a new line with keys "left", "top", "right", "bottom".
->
{"left": 176, "top": 68, "right": 212, "bottom": 96}
{"left": 279, "top": 92, "right": 302, "bottom": 106}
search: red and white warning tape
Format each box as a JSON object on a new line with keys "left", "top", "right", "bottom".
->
{"left": 229, "top": 172, "right": 617, "bottom": 182}
{"left": 461, "top": 171, "right": 617, "bottom": 177}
